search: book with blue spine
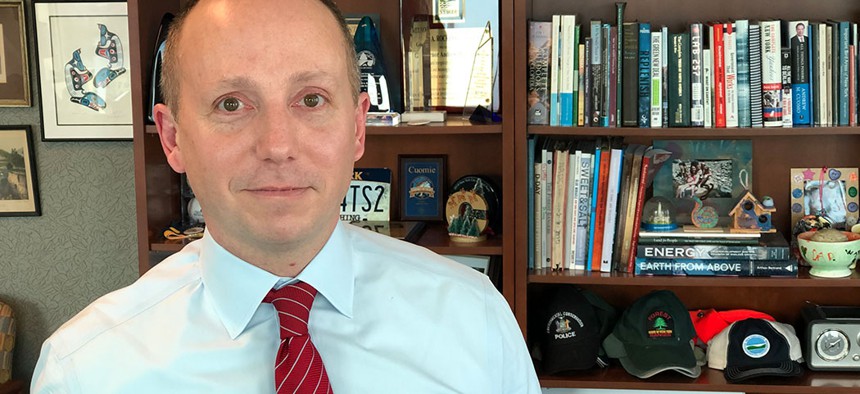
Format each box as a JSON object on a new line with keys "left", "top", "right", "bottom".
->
{"left": 788, "top": 20, "right": 811, "bottom": 125}
{"left": 636, "top": 231, "right": 790, "bottom": 260}
{"left": 585, "top": 140, "right": 602, "bottom": 270}
{"left": 736, "top": 20, "right": 752, "bottom": 127}
{"left": 634, "top": 258, "right": 798, "bottom": 277}
{"left": 638, "top": 23, "right": 651, "bottom": 127}
{"left": 559, "top": 15, "right": 576, "bottom": 127}
{"left": 590, "top": 20, "right": 603, "bottom": 126}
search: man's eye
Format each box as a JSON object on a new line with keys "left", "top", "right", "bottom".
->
{"left": 302, "top": 94, "right": 326, "bottom": 108}
{"left": 217, "top": 97, "right": 244, "bottom": 112}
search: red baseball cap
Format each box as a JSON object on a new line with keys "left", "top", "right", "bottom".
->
{"left": 689, "top": 309, "right": 775, "bottom": 344}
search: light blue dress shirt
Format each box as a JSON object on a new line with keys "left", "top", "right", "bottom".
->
{"left": 32, "top": 222, "right": 540, "bottom": 393}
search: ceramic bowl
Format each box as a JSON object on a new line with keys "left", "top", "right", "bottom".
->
{"left": 797, "top": 230, "right": 860, "bottom": 278}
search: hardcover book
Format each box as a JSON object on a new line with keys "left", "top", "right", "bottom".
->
{"left": 781, "top": 47, "right": 793, "bottom": 127}
{"left": 788, "top": 20, "right": 811, "bottom": 125}
{"left": 724, "top": 23, "right": 739, "bottom": 128}
{"left": 736, "top": 20, "right": 752, "bottom": 127}
{"left": 636, "top": 231, "right": 790, "bottom": 260}
{"left": 668, "top": 32, "right": 691, "bottom": 127}
{"left": 749, "top": 23, "right": 764, "bottom": 127}
{"left": 650, "top": 32, "right": 663, "bottom": 128}
{"left": 634, "top": 258, "right": 798, "bottom": 277}
{"left": 761, "top": 20, "right": 783, "bottom": 127}
{"left": 690, "top": 23, "right": 704, "bottom": 127}
{"left": 638, "top": 23, "right": 651, "bottom": 127}
{"left": 711, "top": 23, "right": 726, "bottom": 128}
{"left": 527, "top": 21, "right": 552, "bottom": 125}
{"left": 621, "top": 22, "right": 639, "bottom": 126}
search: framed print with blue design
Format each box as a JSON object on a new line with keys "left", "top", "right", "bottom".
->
{"left": 399, "top": 155, "right": 446, "bottom": 221}
{"left": 34, "top": 2, "right": 131, "bottom": 140}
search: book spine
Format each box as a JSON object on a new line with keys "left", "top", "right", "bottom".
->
{"left": 602, "top": 24, "right": 612, "bottom": 127}
{"left": 761, "top": 21, "right": 783, "bottom": 127}
{"left": 637, "top": 237, "right": 758, "bottom": 245}
{"left": 690, "top": 23, "right": 704, "bottom": 126}
{"left": 634, "top": 258, "right": 798, "bottom": 277}
{"left": 549, "top": 15, "right": 562, "bottom": 126}
{"left": 590, "top": 150, "right": 611, "bottom": 270}
{"left": 609, "top": 26, "right": 618, "bottom": 127}
{"left": 736, "top": 20, "right": 752, "bottom": 127}
{"left": 661, "top": 26, "right": 669, "bottom": 127}
{"left": 851, "top": 45, "right": 856, "bottom": 126}
{"left": 565, "top": 151, "right": 581, "bottom": 269}
{"left": 782, "top": 47, "right": 793, "bottom": 127}
{"left": 651, "top": 32, "right": 663, "bottom": 127}
{"left": 591, "top": 21, "right": 603, "bottom": 126}
{"left": 637, "top": 244, "right": 790, "bottom": 260}
{"left": 638, "top": 23, "right": 651, "bottom": 127}
{"left": 725, "top": 24, "right": 739, "bottom": 127}
{"left": 551, "top": 148, "right": 569, "bottom": 269}
{"left": 669, "top": 32, "right": 691, "bottom": 127}
{"left": 622, "top": 23, "right": 639, "bottom": 126}
{"left": 810, "top": 23, "right": 817, "bottom": 126}
{"left": 559, "top": 16, "right": 575, "bottom": 127}
{"left": 527, "top": 136, "right": 536, "bottom": 269}
{"left": 572, "top": 24, "right": 581, "bottom": 126}
{"left": 713, "top": 23, "right": 727, "bottom": 128}
{"left": 839, "top": 21, "right": 850, "bottom": 125}
{"left": 574, "top": 153, "right": 593, "bottom": 268}
{"left": 528, "top": 21, "right": 552, "bottom": 125}
{"left": 703, "top": 48, "right": 713, "bottom": 128}
{"left": 750, "top": 24, "right": 764, "bottom": 127}
{"left": 616, "top": 2, "right": 625, "bottom": 124}
{"left": 790, "top": 21, "right": 811, "bottom": 125}
{"left": 541, "top": 145, "right": 553, "bottom": 269}
{"left": 585, "top": 146, "right": 601, "bottom": 270}
{"left": 584, "top": 40, "right": 592, "bottom": 126}
{"left": 578, "top": 44, "right": 586, "bottom": 126}
{"left": 626, "top": 154, "right": 651, "bottom": 272}
{"left": 600, "top": 149, "right": 623, "bottom": 272}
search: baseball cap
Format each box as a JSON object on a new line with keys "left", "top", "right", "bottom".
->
{"left": 690, "top": 308, "right": 775, "bottom": 345}
{"left": 707, "top": 318, "right": 803, "bottom": 382}
{"left": 603, "top": 290, "right": 702, "bottom": 379}
{"left": 539, "top": 285, "right": 616, "bottom": 374}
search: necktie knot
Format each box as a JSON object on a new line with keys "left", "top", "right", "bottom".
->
{"left": 264, "top": 281, "right": 317, "bottom": 338}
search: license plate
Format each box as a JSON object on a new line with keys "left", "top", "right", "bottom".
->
{"left": 340, "top": 168, "right": 391, "bottom": 222}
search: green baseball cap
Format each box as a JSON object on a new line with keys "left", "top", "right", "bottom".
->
{"left": 602, "top": 290, "right": 701, "bottom": 379}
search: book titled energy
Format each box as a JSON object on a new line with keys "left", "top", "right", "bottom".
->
{"left": 634, "top": 258, "right": 798, "bottom": 277}
{"left": 636, "top": 232, "right": 790, "bottom": 260}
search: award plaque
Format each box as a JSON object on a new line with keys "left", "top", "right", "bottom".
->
{"left": 354, "top": 16, "right": 393, "bottom": 112}
{"left": 400, "top": 0, "right": 499, "bottom": 113}
{"left": 399, "top": 155, "right": 447, "bottom": 221}
{"left": 445, "top": 175, "right": 500, "bottom": 242}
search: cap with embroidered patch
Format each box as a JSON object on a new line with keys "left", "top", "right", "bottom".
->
{"left": 602, "top": 290, "right": 701, "bottom": 379}
{"left": 689, "top": 308, "right": 775, "bottom": 345}
{"left": 539, "top": 285, "right": 616, "bottom": 374}
{"left": 707, "top": 318, "right": 803, "bottom": 382}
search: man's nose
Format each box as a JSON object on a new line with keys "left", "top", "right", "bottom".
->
{"left": 254, "top": 107, "right": 298, "bottom": 162}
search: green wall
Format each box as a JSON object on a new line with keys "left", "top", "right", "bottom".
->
{"left": 0, "top": 0, "right": 138, "bottom": 382}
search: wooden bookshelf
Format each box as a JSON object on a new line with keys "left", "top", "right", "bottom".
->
{"left": 513, "top": 0, "right": 860, "bottom": 392}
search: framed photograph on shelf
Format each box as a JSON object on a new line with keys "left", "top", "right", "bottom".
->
{"left": 790, "top": 167, "right": 859, "bottom": 228}
{"left": 0, "top": 1, "right": 30, "bottom": 106}
{"left": 0, "top": 126, "right": 40, "bottom": 216}
{"left": 398, "top": 154, "right": 446, "bottom": 221}
{"left": 653, "top": 139, "right": 753, "bottom": 225}
{"left": 34, "top": 2, "right": 132, "bottom": 140}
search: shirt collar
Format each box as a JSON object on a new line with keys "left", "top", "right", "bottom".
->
{"left": 200, "top": 222, "right": 355, "bottom": 339}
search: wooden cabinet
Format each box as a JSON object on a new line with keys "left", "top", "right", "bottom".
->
{"left": 513, "top": 0, "right": 860, "bottom": 392}
{"left": 128, "top": 0, "right": 516, "bottom": 306}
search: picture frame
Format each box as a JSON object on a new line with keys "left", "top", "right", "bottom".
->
{"left": 398, "top": 154, "right": 446, "bottom": 221}
{"left": 0, "top": 1, "right": 30, "bottom": 106}
{"left": 653, "top": 139, "right": 753, "bottom": 225}
{"left": 0, "top": 126, "right": 40, "bottom": 216}
{"left": 433, "top": 0, "right": 465, "bottom": 23}
{"left": 34, "top": 2, "right": 132, "bottom": 140}
{"left": 790, "top": 167, "right": 859, "bottom": 228}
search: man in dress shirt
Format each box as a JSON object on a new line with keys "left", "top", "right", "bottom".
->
{"left": 31, "top": 0, "right": 540, "bottom": 392}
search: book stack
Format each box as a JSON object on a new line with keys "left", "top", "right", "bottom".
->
{"left": 633, "top": 230, "right": 797, "bottom": 277}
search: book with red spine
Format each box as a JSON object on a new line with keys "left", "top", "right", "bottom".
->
{"left": 711, "top": 22, "right": 727, "bottom": 128}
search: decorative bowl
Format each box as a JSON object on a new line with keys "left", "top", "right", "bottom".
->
{"left": 797, "top": 230, "right": 860, "bottom": 278}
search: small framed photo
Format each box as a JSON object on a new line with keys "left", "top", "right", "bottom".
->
{"left": 34, "top": 2, "right": 132, "bottom": 140}
{"left": 399, "top": 155, "right": 446, "bottom": 221}
{"left": 0, "top": 126, "right": 40, "bottom": 216}
{"left": 790, "top": 167, "right": 859, "bottom": 228}
{"left": 433, "top": 0, "right": 465, "bottom": 23}
{"left": 0, "top": 1, "right": 30, "bottom": 106}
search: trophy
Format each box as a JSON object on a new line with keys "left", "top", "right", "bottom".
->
{"left": 354, "top": 16, "right": 393, "bottom": 113}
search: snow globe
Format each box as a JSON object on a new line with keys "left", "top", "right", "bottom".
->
{"left": 641, "top": 196, "right": 677, "bottom": 231}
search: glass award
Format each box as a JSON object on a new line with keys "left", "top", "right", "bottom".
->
{"left": 400, "top": 0, "right": 498, "bottom": 116}
{"left": 354, "top": 16, "right": 393, "bottom": 112}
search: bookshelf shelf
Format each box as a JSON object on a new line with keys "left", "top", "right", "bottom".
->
{"left": 529, "top": 125, "right": 860, "bottom": 137}
{"left": 538, "top": 367, "right": 860, "bottom": 393}
{"left": 528, "top": 267, "right": 860, "bottom": 287}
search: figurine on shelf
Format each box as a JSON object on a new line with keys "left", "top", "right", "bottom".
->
{"left": 641, "top": 196, "right": 678, "bottom": 231}
{"left": 690, "top": 195, "right": 718, "bottom": 228}
{"left": 729, "top": 191, "right": 776, "bottom": 233}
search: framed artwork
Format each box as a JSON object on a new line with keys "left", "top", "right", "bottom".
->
{"left": 34, "top": 2, "right": 132, "bottom": 140}
{"left": 0, "top": 1, "right": 30, "bottom": 106}
{"left": 0, "top": 126, "right": 40, "bottom": 216}
{"left": 790, "top": 167, "right": 859, "bottom": 228}
{"left": 398, "top": 154, "right": 446, "bottom": 221}
{"left": 653, "top": 139, "right": 753, "bottom": 224}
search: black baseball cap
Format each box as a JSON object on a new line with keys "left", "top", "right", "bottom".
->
{"left": 603, "top": 290, "right": 702, "bottom": 378}
{"left": 707, "top": 318, "right": 803, "bottom": 382}
{"left": 539, "top": 285, "right": 617, "bottom": 374}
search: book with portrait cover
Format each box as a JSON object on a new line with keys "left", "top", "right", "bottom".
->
{"left": 788, "top": 20, "right": 811, "bottom": 125}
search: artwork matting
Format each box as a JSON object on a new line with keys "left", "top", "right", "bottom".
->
{"left": 790, "top": 167, "right": 859, "bottom": 228}
{"left": 0, "top": 126, "right": 40, "bottom": 216}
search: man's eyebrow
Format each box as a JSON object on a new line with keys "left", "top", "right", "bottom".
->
{"left": 214, "top": 76, "right": 260, "bottom": 91}
{"left": 290, "top": 70, "right": 338, "bottom": 85}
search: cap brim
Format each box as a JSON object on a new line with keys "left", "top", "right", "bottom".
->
{"left": 542, "top": 333, "right": 601, "bottom": 374}
{"left": 724, "top": 360, "right": 803, "bottom": 382}
{"left": 604, "top": 333, "right": 701, "bottom": 379}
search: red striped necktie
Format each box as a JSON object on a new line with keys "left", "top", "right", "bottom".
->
{"left": 263, "top": 281, "right": 332, "bottom": 393}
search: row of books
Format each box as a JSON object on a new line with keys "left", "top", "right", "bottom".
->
{"left": 527, "top": 136, "right": 672, "bottom": 272}
{"left": 527, "top": 7, "right": 860, "bottom": 128}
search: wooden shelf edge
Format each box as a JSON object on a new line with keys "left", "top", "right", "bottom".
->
{"left": 529, "top": 125, "right": 860, "bottom": 137}
{"left": 527, "top": 267, "right": 860, "bottom": 287}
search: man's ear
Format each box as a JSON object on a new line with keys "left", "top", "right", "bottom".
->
{"left": 353, "top": 92, "right": 371, "bottom": 162}
{"left": 153, "top": 103, "right": 186, "bottom": 173}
